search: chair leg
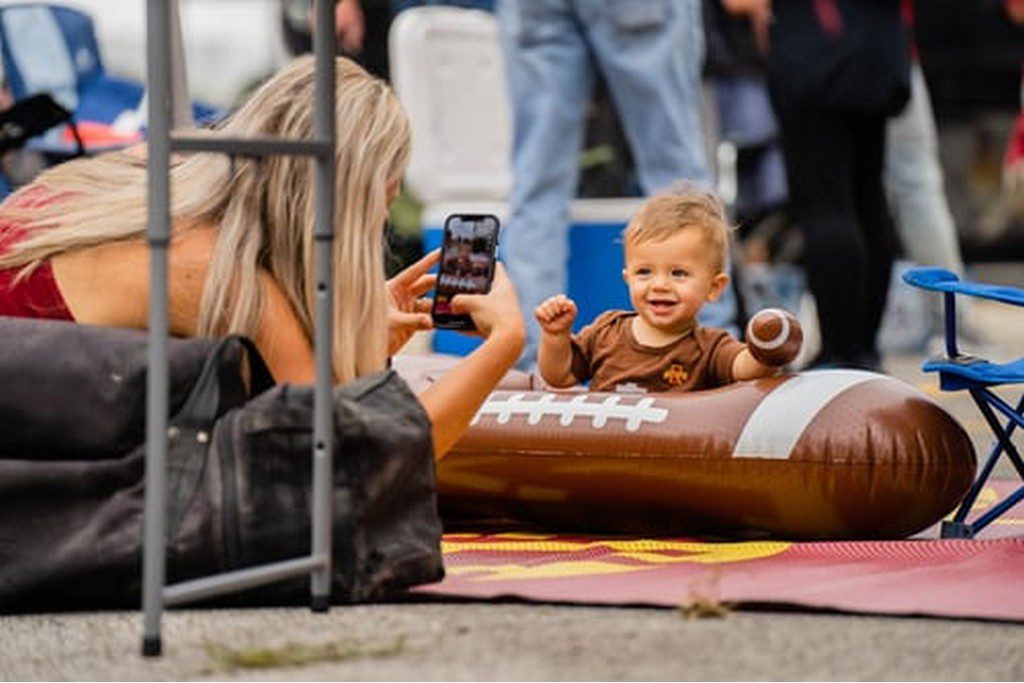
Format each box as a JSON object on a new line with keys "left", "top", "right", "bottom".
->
{"left": 975, "top": 389, "right": 1024, "bottom": 479}
{"left": 943, "top": 391, "right": 1024, "bottom": 539}
{"left": 968, "top": 486, "right": 1024, "bottom": 537}
{"left": 948, "top": 440, "right": 1005, "bottom": 527}
{"left": 941, "top": 519, "right": 975, "bottom": 538}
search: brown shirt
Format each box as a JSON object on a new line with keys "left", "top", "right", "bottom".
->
{"left": 570, "top": 310, "right": 745, "bottom": 393}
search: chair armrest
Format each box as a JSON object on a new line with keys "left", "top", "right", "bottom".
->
{"left": 901, "top": 267, "right": 959, "bottom": 292}
{"left": 903, "top": 266, "right": 1024, "bottom": 307}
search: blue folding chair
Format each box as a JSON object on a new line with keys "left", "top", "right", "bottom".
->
{"left": 0, "top": 2, "right": 218, "bottom": 157}
{"left": 903, "top": 267, "right": 1024, "bottom": 538}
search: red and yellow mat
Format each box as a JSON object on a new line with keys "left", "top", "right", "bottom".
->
{"left": 416, "top": 482, "right": 1024, "bottom": 621}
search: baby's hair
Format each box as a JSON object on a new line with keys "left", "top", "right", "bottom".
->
{"left": 623, "top": 185, "right": 732, "bottom": 273}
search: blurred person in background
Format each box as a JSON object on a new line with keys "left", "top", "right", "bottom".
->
{"left": 1004, "top": 0, "right": 1024, "bottom": 194}
{"left": 730, "top": 0, "right": 910, "bottom": 371}
{"left": 884, "top": 0, "right": 988, "bottom": 350}
{"left": 704, "top": 0, "right": 792, "bottom": 266}
{"left": 281, "top": 0, "right": 495, "bottom": 80}
{"left": 280, "top": 0, "right": 387, "bottom": 77}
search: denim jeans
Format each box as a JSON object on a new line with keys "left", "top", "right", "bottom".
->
{"left": 885, "top": 64, "right": 964, "bottom": 277}
{"left": 496, "top": 0, "right": 736, "bottom": 366}
{"left": 884, "top": 64, "right": 968, "bottom": 333}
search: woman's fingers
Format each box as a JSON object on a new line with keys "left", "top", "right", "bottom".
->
{"left": 447, "top": 293, "right": 477, "bottom": 315}
{"left": 388, "top": 252, "right": 440, "bottom": 316}
{"left": 390, "top": 309, "right": 433, "bottom": 331}
{"left": 447, "top": 264, "right": 524, "bottom": 339}
{"left": 392, "top": 248, "right": 441, "bottom": 286}
{"left": 408, "top": 273, "right": 437, "bottom": 297}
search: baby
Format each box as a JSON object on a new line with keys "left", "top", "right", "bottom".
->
{"left": 535, "top": 190, "right": 800, "bottom": 393}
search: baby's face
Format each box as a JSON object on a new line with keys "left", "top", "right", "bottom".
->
{"left": 622, "top": 230, "right": 727, "bottom": 336}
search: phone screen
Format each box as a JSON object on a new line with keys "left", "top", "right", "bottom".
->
{"left": 431, "top": 214, "right": 500, "bottom": 330}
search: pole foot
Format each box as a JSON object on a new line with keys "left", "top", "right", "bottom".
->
{"left": 142, "top": 636, "right": 162, "bottom": 657}
{"left": 940, "top": 520, "right": 974, "bottom": 539}
{"left": 311, "top": 594, "right": 330, "bottom": 613}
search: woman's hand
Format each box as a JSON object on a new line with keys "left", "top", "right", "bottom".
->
{"left": 450, "top": 264, "right": 526, "bottom": 343}
{"left": 385, "top": 249, "right": 439, "bottom": 356}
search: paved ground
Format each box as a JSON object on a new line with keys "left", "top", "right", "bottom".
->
{"left": 3, "top": 267, "right": 1024, "bottom": 681}
{"left": 4, "top": 604, "right": 1024, "bottom": 681}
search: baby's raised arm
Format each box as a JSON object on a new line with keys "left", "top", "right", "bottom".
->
{"left": 535, "top": 294, "right": 579, "bottom": 388}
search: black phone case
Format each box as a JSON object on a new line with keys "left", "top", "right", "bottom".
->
{"left": 431, "top": 214, "right": 500, "bottom": 331}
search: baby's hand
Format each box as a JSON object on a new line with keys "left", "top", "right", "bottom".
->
{"left": 534, "top": 294, "right": 577, "bottom": 335}
{"left": 745, "top": 308, "right": 803, "bottom": 367}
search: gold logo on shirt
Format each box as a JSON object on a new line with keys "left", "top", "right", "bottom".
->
{"left": 663, "top": 363, "right": 689, "bottom": 386}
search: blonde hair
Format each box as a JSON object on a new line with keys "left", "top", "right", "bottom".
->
{"left": 623, "top": 188, "right": 731, "bottom": 273}
{"left": 0, "top": 55, "right": 410, "bottom": 384}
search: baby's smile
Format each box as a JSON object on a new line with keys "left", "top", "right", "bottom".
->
{"left": 646, "top": 299, "right": 678, "bottom": 314}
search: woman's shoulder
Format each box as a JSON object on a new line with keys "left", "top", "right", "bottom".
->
{"left": 169, "top": 222, "right": 218, "bottom": 269}
{"left": 50, "top": 220, "right": 218, "bottom": 331}
{"left": 50, "top": 236, "right": 149, "bottom": 327}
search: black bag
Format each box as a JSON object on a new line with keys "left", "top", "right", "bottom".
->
{"left": 0, "top": 318, "right": 443, "bottom": 612}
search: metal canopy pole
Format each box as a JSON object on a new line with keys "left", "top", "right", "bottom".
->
{"left": 310, "top": 0, "right": 337, "bottom": 612}
{"left": 141, "top": 0, "right": 172, "bottom": 658}
{"left": 141, "top": 0, "right": 337, "bottom": 655}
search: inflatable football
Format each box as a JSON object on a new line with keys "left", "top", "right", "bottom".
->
{"left": 394, "top": 356, "right": 975, "bottom": 539}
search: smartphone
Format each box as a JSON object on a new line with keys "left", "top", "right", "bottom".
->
{"left": 431, "top": 214, "right": 500, "bottom": 330}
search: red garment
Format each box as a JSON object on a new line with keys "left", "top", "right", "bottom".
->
{"left": 901, "top": 0, "right": 918, "bottom": 62}
{"left": 0, "top": 190, "right": 74, "bottom": 321}
{"left": 1007, "top": 111, "right": 1024, "bottom": 170}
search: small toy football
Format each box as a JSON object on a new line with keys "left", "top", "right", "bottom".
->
{"left": 746, "top": 308, "right": 803, "bottom": 367}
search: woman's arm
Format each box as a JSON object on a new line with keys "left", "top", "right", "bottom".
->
{"left": 417, "top": 264, "right": 525, "bottom": 458}
{"left": 250, "top": 258, "right": 525, "bottom": 457}
{"left": 254, "top": 272, "right": 316, "bottom": 384}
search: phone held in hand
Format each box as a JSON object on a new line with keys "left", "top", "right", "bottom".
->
{"left": 431, "top": 214, "right": 500, "bottom": 331}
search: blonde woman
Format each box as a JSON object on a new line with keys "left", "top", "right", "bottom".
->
{"left": 0, "top": 55, "right": 525, "bottom": 458}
